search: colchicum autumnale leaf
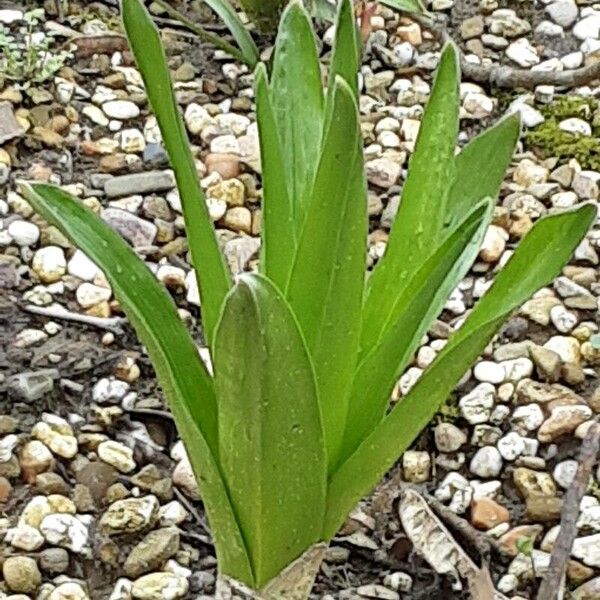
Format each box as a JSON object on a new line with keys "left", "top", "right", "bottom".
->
{"left": 23, "top": 0, "right": 596, "bottom": 596}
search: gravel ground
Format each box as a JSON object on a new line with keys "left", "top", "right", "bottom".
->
{"left": 1, "top": 0, "right": 600, "bottom": 599}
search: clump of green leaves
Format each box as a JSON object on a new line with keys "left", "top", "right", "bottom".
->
{"left": 0, "top": 9, "right": 71, "bottom": 85}
{"left": 525, "top": 96, "right": 600, "bottom": 170}
{"left": 23, "top": 0, "right": 595, "bottom": 596}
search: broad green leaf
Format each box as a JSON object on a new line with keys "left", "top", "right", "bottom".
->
{"left": 340, "top": 200, "right": 493, "bottom": 463}
{"left": 328, "top": 0, "right": 359, "bottom": 99}
{"left": 22, "top": 182, "right": 253, "bottom": 585}
{"left": 379, "top": 0, "right": 426, "bottom": 13}
{"left": 151, "top": 0, "right": 257, "bottom": 67}
{"left": 360, "top": 43, "right": 460, "bottom": 361}
{"left": 286, "top": 77, "right": 367, "bottom": 469}
{"left": 270, "top": 1, "right": 325, "bottom": 234}
{"left": 122, "top": 0, "right": 231, "bottom": 346}
{"left": 214, "top": 273, "right": 326, "bottom": 587}
{"left": 202, "top": 0, "right": 260, "bottom": 65}
{"left": 255, "top": 63, "right": 295, "bottom": 291}
{"left": 325, "top": 204, "right": 596, "bottom": 538}
{"left": 446, "top": 113, "right": 521, "bottom": 228}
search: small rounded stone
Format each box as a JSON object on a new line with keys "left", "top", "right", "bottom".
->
{"left": 2, "top": 556, "right": 42, "bottom": 593}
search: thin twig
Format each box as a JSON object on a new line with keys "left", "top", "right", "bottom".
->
{"left": 23, "top": 303, "right": 126, "bottom": 334}
{"left": 151, "top": 0, "right": 248, "bottom": 65}
{"left": 536, "top": 421, "right": 600, "bottom": 600}
{"left": 173, "top": 486, "right": 212, "bottom": 536}
{"left": 179, "top": 529, "right": 213, "bottom": 546}
{"left": 424, "top": 489, "right": 509, "bottom": 562}
{"left": 415, "top": 13, "right": 600, "bottom": 90}
{"left": 126, "top": 407, "right": 175, "bottom": 421}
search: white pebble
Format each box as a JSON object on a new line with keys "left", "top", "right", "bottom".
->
{"left": 7, "top": 220, "right": 40, "bottom": 246}
{"left": 470, "top": 446, "right": 503, "bottom": 478}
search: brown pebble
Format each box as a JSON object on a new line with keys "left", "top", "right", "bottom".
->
{"left": 526, "top": 493, "right": 563, "bottom": 522}
{"left": 567, "top": 560, "right": 595, "bottom": 584}
{"left": 72, "top": 35, "right": 129, "bottom": 57}
{"left": 561, "top": 362, "right": 586, "bottom": 385}
{"left": 0, "top": 476, "right": 12, "bottom": 502}
{"left": 499, "top": 524, "right": 544, "bottom": 556}
{"left": 470, "top": 497, "right": 510, "bottom": 530}
{"left": 99, "top": 153, "right": 130, "bottom": 174}
{"left": 35, "top": 472, "right": 70, "bottom": 496}
{"left": 75, "top": 461, "right": 117, "bottom": 505}
{"left": 588, "top": 385, "right": 600, "bottom": 413}
{"left": 205, "top": 152, "right": 241, "bottom": 179}
{"left": 47, "top": 115, "right": 70, "bottom": 134}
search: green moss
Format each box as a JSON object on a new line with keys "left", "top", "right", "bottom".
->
{"left": 524, "top": 95, "right": 600, "bottom": 170}
{"left": 495, "top": 90, "right": 521, "bottom": 114}
{"left": 539, "top": 95, "right": 597, "bottom": 120}
{"left": 435, "top": 394, "right": 461, "bottom": 424}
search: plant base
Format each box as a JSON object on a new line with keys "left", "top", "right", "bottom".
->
{"left": 216, "top": 544, "right": 327, "bottom": 600}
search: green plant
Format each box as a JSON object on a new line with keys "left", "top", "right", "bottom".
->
{"left": 525, "top": 96, "right": 600, "bottom": 170}
{"left": 22, "top": 0, "right": 595, "bottom": 596}
{"left": 0, "top": 9, "right": 71, "bottom": 84}
{"left": 516, "top": 536, "right": 537, "bottom": 579}
{"left": 152, "top": 0, "right": 425, "bottom": 69}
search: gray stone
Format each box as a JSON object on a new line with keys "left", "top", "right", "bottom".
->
{"left": 469, "top": 446, "right": 503, "bottom": 478}
{"left": 101, "top": 208, "right": 158, "bottom": 247}
{"left": 546, "top": 0, "right": 578, "bottom": 27}
{"left": 125, "top": 527, "right": 180, "bottom": 578}
{"left": 0, "top": 101, "right": 25, "bottom": 144}
{"left": 434, "top": 423, "right": 467, "bottom": 453}
{"left": 553, "top": 459, "right": 578, "bottom": 489}
{"left": 104, "top": 171, "right": 175, "bottom": 198}
{"left": 530, "top": 345, "right": 561, "bottom": 382}
{"left": 461, "top": 16, "right": 485, "bottom": 39}
{"left": 365, "top": 157, "right": 401, "bottom": 188}
{"left": 488, "top": 9, "right": 531, "bottom": 37}
{"left": 8, "top": 369, "right": 58, "bottom": 402}
{"left": 39, "top": 548, "right": 70, "bottom": 574}
{"left": 572, "top": 171, "right": 600, "bottom": 199}
{"left": 535, "top": 21, "right": 564, "bottom": 38}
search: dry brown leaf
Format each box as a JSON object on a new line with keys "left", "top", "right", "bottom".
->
{"left": 399, "top": 489, "right": 509, "bottom": 600}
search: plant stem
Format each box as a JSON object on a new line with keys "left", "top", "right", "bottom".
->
{"left": 215, "top": 544, "right": 326, "bottom": 600}
{"left": 152, "top": 0, "right": 248, "bottom": 65}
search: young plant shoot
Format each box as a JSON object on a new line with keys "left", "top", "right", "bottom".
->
{"left": 22, "top": 0, "right": 595, "bottom": 597}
